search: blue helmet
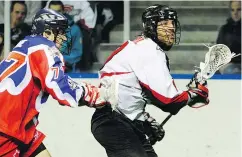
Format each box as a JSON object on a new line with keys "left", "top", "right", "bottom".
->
{"left": 32, "top": 8, "right": 68, "bottom": 35}
{"left": 31, "top": 8, "right": 71, "bottom": 55}
{"left": 142, "top": 4, "right": 181, "bottom": 51}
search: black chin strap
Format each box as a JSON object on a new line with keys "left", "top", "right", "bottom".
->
{"left": 165, "top": 54, "right": 170, "bottom": 71}
{"left": 156, "top": 41, "right": 172, "bottom": 51}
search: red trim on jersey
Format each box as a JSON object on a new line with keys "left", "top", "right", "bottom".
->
{"left": 139, "top": 81, "right": 189, "bottom": 105}
{"left": 100, "top": 72, "right": 131, "bottom": 78}
{"left": 133, "top": 36, "right": 145, "bottom": 44}
{"left": 103, "top": 41, "right": 129, "bottom": 66}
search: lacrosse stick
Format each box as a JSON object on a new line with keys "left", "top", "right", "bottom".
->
{"left": 196, "top": 43, "right": 240, "bottom": 82}
{"left": 160, "top": 114, "right": 172, "bottom": 127}
{"left": 160, "top": 44, "right": 240, "bottom": 127}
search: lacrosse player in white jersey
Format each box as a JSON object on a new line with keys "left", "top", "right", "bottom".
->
{"left": 91, "top": 4, "right": 210, "bottom": 157}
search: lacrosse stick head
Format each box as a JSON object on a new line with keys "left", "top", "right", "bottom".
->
{"left": 196, "top": 44, "right": 238, "bottom": 82}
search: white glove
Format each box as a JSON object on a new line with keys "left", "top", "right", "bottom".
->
{"left": 79, "top": 78, "right": 118, "bottom": 108}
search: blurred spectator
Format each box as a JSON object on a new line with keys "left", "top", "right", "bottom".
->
{"left": 24, "top": 1, "right": 43, "bottom": 25}
{"left": 0, "top": 1, "right": 42, "bottom": 25}
{"left": 217, "top": 0, "right": 241, "bottom": 74}
{"left": 45, "top": 0, "right": 98, "bottom": 70}
{"left": 0, "top": 1, "right": 31, "bottom": 49}
{"left": 44, "top": 0, "right": 97, "bottom": 29}
{"left": 48, "top": 0, "right": 83, "bottom": 73}
{"left": 0, "top": 33, "right": 3, "bottom": 61}
{"left": 63, "top": 1, "right": 97, "bottom": 30}
{"left": 95, "top": 2, "right": 114, "bottom": 43}
{"left": 95, "top": 1, "right": 124, "bottom": 43}
{"left": 45, "top": 1, "right": 123, "bottom": 71}
{"left": 64, "top": 1, "right": 98, "bottom": 71}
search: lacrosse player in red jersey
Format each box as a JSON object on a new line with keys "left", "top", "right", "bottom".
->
{"left": 0, "top": 8, "right": 117, "bottom": 157}
{"left": 91, "top": 4, "right": 209, "bottom": 157}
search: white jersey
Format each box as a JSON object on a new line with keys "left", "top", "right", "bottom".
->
{"left": 100, "top": 36, "right": 189, "bottom": 121}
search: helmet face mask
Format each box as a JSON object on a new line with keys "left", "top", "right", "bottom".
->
{"left": 156, "top": 19, "right": 180, "bottom": 47}
{"left": 142, "top": 5, "right": 181, "bottom": 51}
{"left": 32, "top": 9, "right": 72, "bottom": 55}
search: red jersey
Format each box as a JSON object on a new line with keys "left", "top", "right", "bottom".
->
{"left": 0, "top": 35, "right": 83, "bottom": 144}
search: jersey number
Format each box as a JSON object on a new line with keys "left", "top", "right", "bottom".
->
{"left": 0, "top": 52, "right": 26, "bottom": 81}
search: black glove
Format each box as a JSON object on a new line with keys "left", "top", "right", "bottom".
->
{"left": 143, "top": 112, "right": 165, "bottom": 145}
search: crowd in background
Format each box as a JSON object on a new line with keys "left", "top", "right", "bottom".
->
{"left": 0, "top": 0, "right": 240, "bottom": 74}
{"left": 0, "top": 0, "right": 123, "bottom": 72}
{"left": 216, "top": 0, "right": 241, "bottom": 74}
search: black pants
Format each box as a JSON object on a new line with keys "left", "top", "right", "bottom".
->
{"left": 91, "top": 106, "right": 158, "bottom": 157}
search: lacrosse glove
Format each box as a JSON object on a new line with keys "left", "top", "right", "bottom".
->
{"left": 79, "top": 82, "right": 106, "bottom": 108}
{"left": 143, "top": 112, "right": 165, "bottom": 145}
{"left": 79, "top": 78, "right": 118, "bottom": 108}
{"left": 186, "top": 72, "right": 210, "bottom": 108}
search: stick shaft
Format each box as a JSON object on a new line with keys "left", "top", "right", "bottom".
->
{"left": 160, "top": 114, "right": 172, "bottom": 127}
